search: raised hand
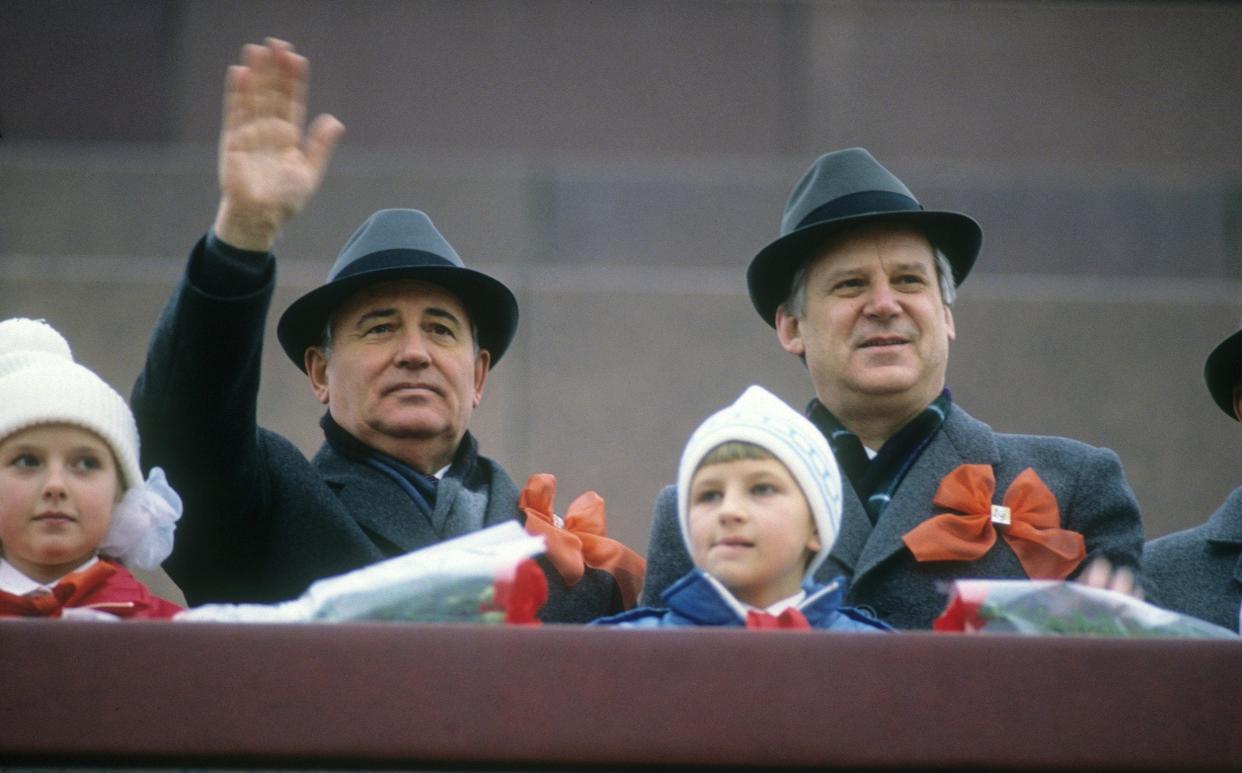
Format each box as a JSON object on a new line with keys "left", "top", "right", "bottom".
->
{"left": 213, "top": 38, "right": 345, "bottom": 252}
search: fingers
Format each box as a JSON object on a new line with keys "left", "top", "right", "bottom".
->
{"left": 1078, "top": 556, "right": 1143, "bottom": 599}
{"left": 271, "top": 38, "right": 310, "bottom": 133}
{"left": 1080, "top": 556, "right": 1111, "bottom": 588}
{"left": 224, "top": 39, "right": 307, "bottom": 131}
{"left": 249, "top": 38, "right": 306, "bottom": 126}
{"left": 219, "top": 64, "right": 248, "bottom": 144}
{"left": 305, "top": 113, "right": 346, "bottom": 182}
{"left": 1107, "top": 566, "right": 1143, "bottom": 600}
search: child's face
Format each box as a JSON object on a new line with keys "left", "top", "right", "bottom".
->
{"left": 687, "top": 457, "right": 821, "bottom": 609}
{"left": 0, "top": 424, "right": 120, "bottom": 584}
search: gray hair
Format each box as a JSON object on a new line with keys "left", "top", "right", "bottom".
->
{"left": 780, "top": 246, "right": 957, "bottom": 319}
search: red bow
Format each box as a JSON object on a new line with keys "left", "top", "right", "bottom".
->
{"left": 745, "top": 607, "right": 812, "bottom": 630}
{"left": 519, "top": 474, "right": 646, "bottom": 609}
{"left": 0, "top": 561, "right": 117, "bottom": 618}
{"left": 902, "top": 464, "right": 1086, "bottom": 580}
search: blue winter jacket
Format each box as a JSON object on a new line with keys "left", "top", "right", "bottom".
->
{"left": 594, "top": 569, "right": 891, "bottom": 631}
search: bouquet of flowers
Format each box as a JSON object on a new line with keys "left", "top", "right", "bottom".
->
{"left": 933, "top": 579, "right": 1237, "bottom": 638}
{"left": 177, "top": 522, "right": 547, "bottom": 624}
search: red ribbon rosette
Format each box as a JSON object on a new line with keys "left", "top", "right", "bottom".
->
{"left": 902, "top": 464, "right": 1086, "bottom": 580}
{"left": 518, "top": 473, "right": 646, "bottom": 609}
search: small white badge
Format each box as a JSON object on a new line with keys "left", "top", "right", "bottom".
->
{"left": 990, "top": 504, "right": 1011, "bottom": 526}
{"left": 552, "top": 513, "right": 565, "bottom": 528}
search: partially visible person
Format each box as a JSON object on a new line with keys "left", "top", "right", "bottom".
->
{"left": 132, "top": 38, "right": 628, "bottom": 621}
{"left": 0, "top": 318, "right": 182, "bottom": 620}
{"left": 1143, "top": 326, "right": 1242, "bottom": 633}
{"left": 642, "top": 148, "right": 1144, "bottom": 629}
{"left": 598, "top": 386, "right": 888, "bottom": 631}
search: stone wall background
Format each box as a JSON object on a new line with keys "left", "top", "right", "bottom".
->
{"left": 3, "top": 0, "right": 1240, "bottom": 603}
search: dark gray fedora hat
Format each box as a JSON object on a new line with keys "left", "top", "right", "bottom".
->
{"left": 277, "top": 209, "right": 518, "bottom": 371}
{"left": 1204, "top": 325, "right": 1242, "bottom": 420}
{"left": 747, "top": 148, "right": 983, "bottom": 326}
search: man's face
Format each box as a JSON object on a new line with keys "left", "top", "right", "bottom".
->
{"left": 306, "top": 279, "right": 490, "bottom": 472}
{"left": 776, "top": 225, "right": 955, "bottom": 416}
{"left": 686, "top": 457, "right": 821, "bottom": 609}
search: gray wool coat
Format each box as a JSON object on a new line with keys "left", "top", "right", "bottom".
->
{"left": 1143, "top": 488, "right": 1242, "bottom": 633}
{"left": 642, "top": 403, "right": 1144, "bottom": 630}
{"left": 131, "top": 235, "right": 620, "bottom": 622}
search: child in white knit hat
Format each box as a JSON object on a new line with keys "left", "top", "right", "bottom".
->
{"left": 596, "top": 386, "right": 889, "bottom": 630}
{"left": 0, "top": 318, "right": 183, "bottom": 619}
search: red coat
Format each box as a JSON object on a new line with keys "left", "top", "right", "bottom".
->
{"left": 0, "top": 560, "right": 182, "bottom": 620}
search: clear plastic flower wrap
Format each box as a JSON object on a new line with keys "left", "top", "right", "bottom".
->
{"left": 933, "top": 579, "right": 1238, "bottom": 638}
{"left": 177, "top": 522, "right": 547, "bottom": 624}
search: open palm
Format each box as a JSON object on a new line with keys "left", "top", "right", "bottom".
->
{"left": 215, "top": 39, "right": 344, "bottom": 251}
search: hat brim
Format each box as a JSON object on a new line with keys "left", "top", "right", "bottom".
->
{"left": 747, "top": 209, "right": 982, "bottom": 326}
{"left": 1204, "top": 328, "right": 1242, "bottom": 420}
{"left": 277, "top": 264, "right": 519, "bottom": 372}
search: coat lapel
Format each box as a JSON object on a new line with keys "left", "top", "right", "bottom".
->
{"left": 850, "top": 406, "right": 1000, "bottom": 583}
{"left": 1205, "top": 489, "right": 1242, "bottom": 588}
{"left": 822, "top": 485, "right": 871, "bottom": 579}
{"left": 433, "top": 432, "right": 520, "bottom": 538}
{"left": 315, "top": 445, "right": 438, "bottom": 553}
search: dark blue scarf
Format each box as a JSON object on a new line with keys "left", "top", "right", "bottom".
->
{"left": 319, "top": 413, "right": 439, "bottom": 516}
{"left": 807, "top": 390, "right": 953, "bottom": 524}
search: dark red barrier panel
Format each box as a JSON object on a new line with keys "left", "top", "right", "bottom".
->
{"left": 1, "top": 620, "right": 1238, "bottom": 769}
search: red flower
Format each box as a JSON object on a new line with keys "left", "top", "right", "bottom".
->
{"left": 492, "top": 558, "right": 548, "bottom": 625}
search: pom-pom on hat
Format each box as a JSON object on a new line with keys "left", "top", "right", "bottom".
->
{"left": 676, "top": 385, "right": 843, "bottom": 580}
{"left": 0, "top": 318, "right": 142, "bottom": 490}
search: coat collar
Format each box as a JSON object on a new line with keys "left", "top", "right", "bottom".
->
{"left": 1202, "top": 488, "right": 1242, "bottom": 588}
{"left": 316, "top": 431, "right": 516, "bottom": 554}
{"left": 1204, "top": 487, "right": 1242, "bottom": 546}
{"left": 663, "top": 569, "right": 849, "bottom": 627}
{"left": 824, "top": 404, "right": 999, "bottom": 583}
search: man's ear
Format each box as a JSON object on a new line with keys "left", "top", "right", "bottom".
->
{"left": 944, "top": 303, "right": 956, "bottom": 343}
{"left": 305, "top": 347, "right": 331, "bottom": 406}
{"left": 775, "top": 307, "right": 806, "bottom": 357}
{"left": 472, "top": 348, "right": 492, "bottom": 408}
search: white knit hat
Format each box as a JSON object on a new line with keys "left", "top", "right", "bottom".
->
{"left": 0, "top": 318, "right": 181, "bottom": 570}
{"left": 677, "top": 385, "right": 843, "bottom": 580}
{"left": 0, "top": 318, "right": 142, "bottom": 488}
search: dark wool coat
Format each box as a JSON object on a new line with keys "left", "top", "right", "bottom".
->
{"left": 642, "top": 403, "right": 1144, "bottom": 630}
{"left": 1143, "top": 488, "right": 1242, "bottom": 633}
{"left": 132, "top": 236, "right": 620, "bottom": 622}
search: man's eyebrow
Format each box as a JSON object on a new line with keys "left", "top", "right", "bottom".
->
{"left": 889, "top": 261, "right": 932, "bottom": 274}
{"left": 352, "top": 307, "right": 398, "bottom": 328}
{"left": 425, "top": 307, "right": 463, "bottom": 327}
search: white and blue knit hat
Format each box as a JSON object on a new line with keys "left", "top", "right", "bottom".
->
{"left": 676, "top": 385, "right": 843, "bottom": 580}
{"left": 0, "top": 318, "right": 180, "bottom": 570}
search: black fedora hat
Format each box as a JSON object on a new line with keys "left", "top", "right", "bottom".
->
{"left": 1204, "top": 325, "right": 1242, "bottom": 420}
{"left": 747, "top": 148, "right": 983, "bottom": 326}
{"left": 277, "top": 209, "right": 518, "bottom": 371}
